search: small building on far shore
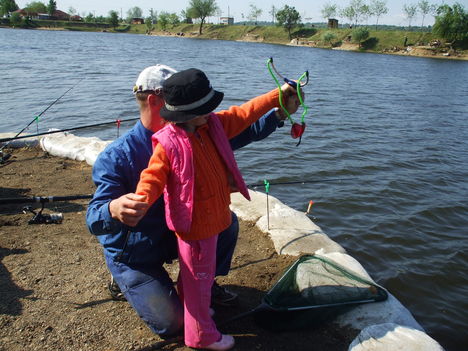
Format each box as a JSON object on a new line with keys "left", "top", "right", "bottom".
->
{"left": 12, "top": 9, "right": 72, "bottom": 21}
{"left": 220, "top": 16, "right": 234, "bottom": 25}
{"left": 131, "top": 17, "right": 145, "bottom": 25}
{"left": 328, "top": 18, "right": 339, "bottom": 28}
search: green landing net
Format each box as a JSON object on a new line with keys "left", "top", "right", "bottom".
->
{"left": 248, "top": 254, "right": 388, "bottom": 331}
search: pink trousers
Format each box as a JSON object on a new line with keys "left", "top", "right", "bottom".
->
{"left": 177, "top": 235, "right": 221, "bottom": 348}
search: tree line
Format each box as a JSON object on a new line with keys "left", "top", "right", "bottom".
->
{"left": 321, "top": 0, "right": 440, "bottom": 29}
{"left": 1, "top": 0, "right": 466, "bottom": 43}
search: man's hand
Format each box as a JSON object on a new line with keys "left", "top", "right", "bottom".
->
{"left": 109, "top": 193, "right": 149, "bottom": 227}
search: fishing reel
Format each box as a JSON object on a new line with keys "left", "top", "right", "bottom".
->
{"left": 0, "top": 150, "right": 12, "bottom": 164}
{"left": 23, "top": 204, "right": 63, "bottom": 225}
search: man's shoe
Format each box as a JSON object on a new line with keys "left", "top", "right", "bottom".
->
{"left": 108, "top": 278, "right": 126, "bottom": 301}
{"left": 211, "top": 282, "right": 238, "bottom": 307}
{"left": 204, "top": 334, "right": 235, "bottom": 351}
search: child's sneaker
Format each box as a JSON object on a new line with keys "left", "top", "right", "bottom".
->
{"left": 204, "top": 334, "right": 235, "bottom": 350}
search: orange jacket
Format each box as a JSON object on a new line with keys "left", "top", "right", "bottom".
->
{"left": 136, "top": 88, "right": 280, "bottom": 240}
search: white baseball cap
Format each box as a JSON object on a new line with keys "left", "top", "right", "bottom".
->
{"left": 133, "top": 64, "right": 177, "bottom": 93}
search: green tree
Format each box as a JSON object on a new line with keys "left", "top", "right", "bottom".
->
{"left": 108, "top": 10, "right": 119, "bottom": 29}
{"left": 370, "top": 0, "right": 388, "bottom": 28}
{"left": 276, "top": 5, "right": 301, "bottom": 39}
{"left": 158, "top": 11, "right": 170, "bottom": 30}
{"left": 10, "top": 10, "right": 21, "bottom": 25}
{"left": 149, "top": 8, "right": 157, "bottom": 24}
{"left": 24, "top": 1, "right": 47, "bottom": 13}
{"left": 0, "top": 0, "right": 19, "bottom": 17}
{"left": 361, "top": 3, "right": 371, "bottom": 25}
{"left": 321, "top": 3, "right": 338, "bottom": 21}
{"left": 248, "top": 4, "right": 262, "bottom": 25}
{"left": 167, "top": 13, "right": 180, "bottom": 26}
{"left": 352, "top": 27, "right": 369, "bottom": 47}
{"left": 341, "top": 0, "right": 368, "bottom": 26}
{"left": 418, "top": 0, "right": 436, "bottom": 28}
{"left": 180, "top": 9, "right": 192, "bottom": 23}
{"left": 84, "top": 12, "right": 94, "bottom": 23}
{"left": 126, "top": 6, "right": 142, "bottom": 22}
{"left": 68, "top": 6, "right": 77, "bottom": 16}
{"left": 46, "top": 0, "right": 56, "bottom": 16}
{"left": 341, "top": 5, "right": 355, "bottom": 26}
{"left": 187, "top": 0, "right": 218, "bottom": 34}
{"left": 403, "top": 3, "right": 418, "bottom": 30}
{"left": 269, "top": 5, "right": 277, "bottom": 24}
{"left": 146, "top": 17, "right": 153, "bottom": 32}
{"left": 322, "top": 31, "right": 337, "bottom": 46}
{"left": 433, "top": 3, "right": 468, "bottom": 41}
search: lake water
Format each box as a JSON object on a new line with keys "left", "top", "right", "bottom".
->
{"left": 1, "top": 28, "right": 467, "bottom": 350}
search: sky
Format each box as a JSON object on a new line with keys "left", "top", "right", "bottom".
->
{"left": 16, "top": 0, "right": 468, "bottom": 26}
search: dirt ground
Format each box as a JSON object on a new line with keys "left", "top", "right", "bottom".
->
{"left": 0, "top": 147, "right": 358, "bottom": 351}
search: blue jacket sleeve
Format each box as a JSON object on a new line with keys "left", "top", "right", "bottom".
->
{"left": 86, "top": 149, "right": 127, "bottom": 236}
{"left": 229, "top": 108, "right": 283, "bottom": 151}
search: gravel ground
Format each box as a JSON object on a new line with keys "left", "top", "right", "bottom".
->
{"left": 0, "top": 147, "right": 358, "bottom": 350}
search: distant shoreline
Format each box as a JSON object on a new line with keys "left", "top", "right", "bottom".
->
{"left": 2, "top": 24, "right": 467, "bottom": 61}
{"left": 151, "top": 29, "right": 468, "bottom": 61}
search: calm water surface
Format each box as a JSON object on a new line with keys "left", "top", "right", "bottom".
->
{"left": 1, "top": 28, "right": 467, "bottom": 350}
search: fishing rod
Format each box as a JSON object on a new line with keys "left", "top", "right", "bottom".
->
{"left": 0, "top": 78, "right": 84, "bottom": 162}
{"left": 0, "top": 194, "right": 93, "bottom": 225}
{"left": 0, "top": 118, "right": 139, "bottom": 144}
{"left": 247, "top": 178, "right": 354, "bottom": 188}
{"left": 0, "top": 194, "right": 93, "bottom": 206}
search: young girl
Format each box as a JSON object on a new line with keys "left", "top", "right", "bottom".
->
{"left": 135, "top": 68, "right": 299, "bottom": 350}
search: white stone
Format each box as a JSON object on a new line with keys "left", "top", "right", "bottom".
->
{"left": 40, "top": 132, "right": 109, "bottom": 166}
{"left": 230, "top": 190, "right": 283, "bottom": 222}
{"left": 83, "top": 139, "right": 111, "bottom": 166}
{"left": 336, "top": 293, "right": 423, "bottom": 331}
{"left": 231, "top": 190, "right": 345, "bottom": 256}
{"left": 348, "top": 323, "right": 444, "bottom": 351}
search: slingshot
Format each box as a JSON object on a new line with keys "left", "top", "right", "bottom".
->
{"left": 267, "top": 57, "right": 309, "bottom": 146}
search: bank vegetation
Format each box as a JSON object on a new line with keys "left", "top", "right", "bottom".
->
{"left": 1, "top": 18, "right": 466, "bottom": 60}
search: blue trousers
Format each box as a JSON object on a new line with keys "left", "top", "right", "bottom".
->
{"left": 105, "top": 212, "right": 239, "bottom": 337}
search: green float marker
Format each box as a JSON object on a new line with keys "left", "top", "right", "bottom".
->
{"left": 264, "top": 179, "right": 270, "bottom": 230}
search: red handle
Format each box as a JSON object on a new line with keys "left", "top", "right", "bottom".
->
{"left": 291, "top": 122, "right": 306, "bottom": 139}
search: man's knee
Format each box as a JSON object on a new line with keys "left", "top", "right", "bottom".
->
{"left": 127, "top": 284, "right": 184, "bottom": 337}
{"left": 146, "top": 312, "right": 183, "bottom": 337}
